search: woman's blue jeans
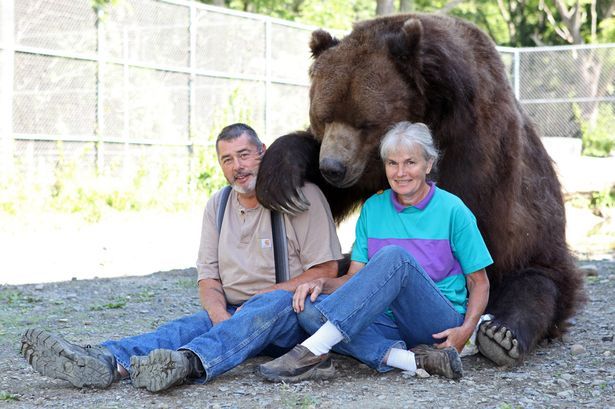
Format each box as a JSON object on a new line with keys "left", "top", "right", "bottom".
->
{"left": 101, "top": 290, "right": 306, "bottom": 383}
{"left": 299, "top": 245, "right": 464, "bottom": 372}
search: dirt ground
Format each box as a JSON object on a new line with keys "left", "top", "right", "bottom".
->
{"left": 0, "top": 258, "right": 613, "bottom": 409}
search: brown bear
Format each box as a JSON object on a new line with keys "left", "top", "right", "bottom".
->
{"left": 255, "top": 13, "right": 585, "bottom": 366}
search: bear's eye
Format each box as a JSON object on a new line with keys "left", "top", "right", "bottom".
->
{"left": 360, "top": 122, "right": 377, "bottom": 129}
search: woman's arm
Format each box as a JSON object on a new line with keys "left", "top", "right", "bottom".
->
{"left": 433, "top": 268, "right": 490, "bottom": 352}
{"left": 292, "top": 260, "right": 366, "bottom": 312}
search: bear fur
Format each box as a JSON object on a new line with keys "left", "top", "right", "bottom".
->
{"left": 256, "top": 13, "right": 585, "bottom": 365}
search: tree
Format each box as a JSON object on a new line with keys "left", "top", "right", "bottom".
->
{"left": 376, "top": 0, "right": 395, "bottom": 15}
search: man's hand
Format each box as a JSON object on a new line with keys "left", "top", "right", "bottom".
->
{"left": 198, "top": 278, "right": 230, "bottom": 325}
{"left": 209, "top": 309, "right": 232, "bottom": 325}
{"left": 292, "top": 278, "right": 328, "bottom": 313}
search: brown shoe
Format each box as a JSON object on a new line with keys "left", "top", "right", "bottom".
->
{"left": 257, "top": 345, "right": 335, "bottom": 382}
{"left": 411, "top": 344, "right": 463, "bottom": 380}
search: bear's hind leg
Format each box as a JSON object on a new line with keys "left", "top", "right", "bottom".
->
{"left": 478, "top": 270, "right": 558, "bottom": 366}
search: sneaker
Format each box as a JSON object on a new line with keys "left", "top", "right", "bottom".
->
{"left": 130, "top": 349, "right": 202, "bottom": 392}
{"left": 257, "top": 345, "right": 335, "bottom": 383}
{"left": 20, "top": 328, "right": 119, "bottom": 388}
{"left": 411, "top": 344, "right": 463, "bottom": 380}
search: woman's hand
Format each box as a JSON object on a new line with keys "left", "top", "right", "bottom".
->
{"left": 292, "top": 278, "right": 328, "bottom": 313}
{"left": 433, "top": 324, "right": 474, "bottom": 353}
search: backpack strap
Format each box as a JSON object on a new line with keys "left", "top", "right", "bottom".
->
{"left": 216, "top": 185, "right": 233, "bottom": 235}
{"left": 271, "top": 211, "right": 290, "bottom": 283}
{"left": 216, "top": 185, "right": 289, "bottom": 283}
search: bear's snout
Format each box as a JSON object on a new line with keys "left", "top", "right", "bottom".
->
{"left": 320, "top": 158, "right": 347, "bottom": 185}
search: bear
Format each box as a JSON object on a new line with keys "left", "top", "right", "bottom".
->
{"left": 255, "top": 13, "right": 585, "bottom": 366}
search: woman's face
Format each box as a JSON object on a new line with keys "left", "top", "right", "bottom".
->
{"left": 384, "top": 144, "right": 433, "bottom": 205}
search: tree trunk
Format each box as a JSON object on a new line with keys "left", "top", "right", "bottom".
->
{"left": 376, "top": 0, "right": 395, "bottom": 15}
{"left": 399, "top": 0, "right": 413, "bottom": 13}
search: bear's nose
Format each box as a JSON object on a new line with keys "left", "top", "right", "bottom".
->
{"left": 320, "top": 158, "right": 347, "bottom": 184}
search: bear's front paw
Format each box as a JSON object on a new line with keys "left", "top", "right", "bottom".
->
{"left": 477, "top": 321, "right": 521, "bottom": 367}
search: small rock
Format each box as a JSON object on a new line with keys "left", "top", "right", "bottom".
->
{"left": 601, "top": 335, "right": 613, "bottom": 342}
{"left": 603, "top": 351, "right": 612, "bottom": 357}
{"left": 556, "top": 379, "right": 570, "bottom": 388}
{"left": 561, "top": 373, "right": 573, "bottom": 381}
{"left": 579, "top": 264, "right": 599, "bottom": 276}
{"left": 415, "top": 368, "right": 430, "bottom": 378}
{"left": 557, "top": 390, "right": 573, "bottom": 399}
{"left": 571, "top": 344, "right": 587, "bottom": 355}
{"left": 57, "top": 318, "right": 68, "bottom": 323}
{"left": 34, "top": 284, "right": 44, "bottom": 291}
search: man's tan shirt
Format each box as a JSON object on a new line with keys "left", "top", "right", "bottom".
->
{"left": 196, "top": 182, "right": 342, "bottom": 305}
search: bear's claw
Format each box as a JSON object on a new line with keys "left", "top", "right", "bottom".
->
{"left": 477, "top": 321, "right": 520, "bottom": 366}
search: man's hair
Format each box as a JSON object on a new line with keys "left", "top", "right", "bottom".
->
{"left": 380, "top": 121, "right": 439, "bottom": 168}
{"left": 216, "top": 123, "right": 263, "bottom": 153}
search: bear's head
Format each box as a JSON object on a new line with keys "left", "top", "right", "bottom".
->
{"left": 307, "top": 15, "right": 479, "bottom": 188}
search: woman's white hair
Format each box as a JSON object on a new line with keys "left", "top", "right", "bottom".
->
{"left": 380, "top": 122, "right": 439, "bottom": 166}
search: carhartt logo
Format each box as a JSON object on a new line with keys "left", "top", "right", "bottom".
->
{"left": 261, "top": 239, "right": 272, "bottom": 248}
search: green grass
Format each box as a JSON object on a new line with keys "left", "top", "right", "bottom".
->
{"left": 90, "top": 297, "right": 128, "bottom": 311}
{"left": 0, "top": 391, "right": 20, "bottom": 401}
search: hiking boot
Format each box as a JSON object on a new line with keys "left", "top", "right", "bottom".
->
{"left": 411, "top": 344, "right": 463, "bottom": 380}
{"left": 20, "top": 328, "right": 119, "bottom": 388}
{"left": 257, "top": 345, "right": 335, "bottom": 383}
{"left": 130, "top": 349, "right": 203, "bottom": 392}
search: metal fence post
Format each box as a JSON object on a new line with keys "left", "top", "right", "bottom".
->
{"left": 0, "top": 0, "right": 15, "bottom": 177}
{"left": 265, "top": 19, "right": 272, "bottom": 141}
{"left": 188, "top": 2, "right": 197, "bottom": 189}
{"left": 513, "top": 49, "right": 521, "bottom": 100}
{"left": 95, "top": 7, "right": 105, "bottom": 173}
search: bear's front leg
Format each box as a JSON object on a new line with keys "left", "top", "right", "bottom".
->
{"left": 256, "top": 131, "right": 322, "bottom": 215}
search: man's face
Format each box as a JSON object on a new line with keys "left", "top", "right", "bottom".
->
{"left": 217, "top": 134, "right": 265, "bottom": 195}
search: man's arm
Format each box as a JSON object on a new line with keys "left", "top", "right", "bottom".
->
{"left": 257, "top": 259, "right": 338, "bottom": 294}
{"left": 292, "top": 260, "right": 365, "bottom": 312}
{"left": 198, "top": 278, "right": 231, "bottom": 325}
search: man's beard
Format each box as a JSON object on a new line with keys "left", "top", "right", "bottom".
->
{"left": 231, "top": 172, "right": 257, "bottom": 194}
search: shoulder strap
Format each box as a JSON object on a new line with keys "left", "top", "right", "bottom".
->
{"left": 271, "top": 211, "right": 290, "bottom": 283}
{"left": 217, "top": 185, "right": 289, "bottom": 283}
{"left": 216, "top": 185, "right": 232, "bottom": 235}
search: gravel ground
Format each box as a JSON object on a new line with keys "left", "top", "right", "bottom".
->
{"left": 0, "top": 259, "right": 613, "bottom": 409}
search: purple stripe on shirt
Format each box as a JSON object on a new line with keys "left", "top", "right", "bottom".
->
{"left": 367, "top": 238, "right": 463, "bottom": 282}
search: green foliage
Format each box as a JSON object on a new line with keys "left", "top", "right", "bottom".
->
{"left": 166, "top": 0, "right": 615, "bottom": 45}
{"left": 90, "top": 297, "right": 128, "bottom": 310}
{"left": 575, "top": 104, "right": 615, "bottom": 157}
{"left": 0, "top": 391, "right": 20, "bottom": 402}
{"left": 591, "top": 187, "right": 615, "bottom": 211}
{"left": 0, "top": 289, "right": 41, "bottom": 306}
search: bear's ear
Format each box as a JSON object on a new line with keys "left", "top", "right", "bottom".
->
{"left": 386, "top": 17, "right": 426, "bottom": 94}
{"left": 310, "top": 29, "right": 339, "bottom": 58}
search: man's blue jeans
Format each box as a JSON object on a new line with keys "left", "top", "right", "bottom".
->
{"left": 298, "top": 245, "right": 464, "bottom": 372}
{"left": 101, "top": 290, "right": 306, "bottom": 383}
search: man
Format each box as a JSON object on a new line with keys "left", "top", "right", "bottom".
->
{"left": 21, "top": 123, "right": 342, "bottom": 392}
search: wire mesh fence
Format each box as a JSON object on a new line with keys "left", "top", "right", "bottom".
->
{"left": 0, "top": 0, "right": 614, "bottom": 209}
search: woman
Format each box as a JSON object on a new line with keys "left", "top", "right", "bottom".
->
{"left": 258, "top": 122, "right": 492, "bottom": 382}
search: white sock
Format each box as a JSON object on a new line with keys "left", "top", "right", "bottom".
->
{"left": 386, "top": 348, "right": 417, "bottom": 373}
{"left": 301, "top": 321, "right": 344, "bottom": 356}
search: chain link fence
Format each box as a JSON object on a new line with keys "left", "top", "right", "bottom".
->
{"left": 1, "top": 0, "right": 614, "bottom": 210}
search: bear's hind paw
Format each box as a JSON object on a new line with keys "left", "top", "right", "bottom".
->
{"left": 477, "top": 321, "right": 520, "bottom": 367}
